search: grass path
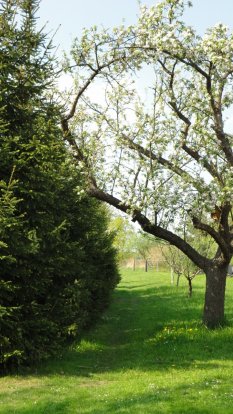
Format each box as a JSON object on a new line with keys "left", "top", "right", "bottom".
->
{"left": 1, "top": 269, "right": 233, "bottom": 413}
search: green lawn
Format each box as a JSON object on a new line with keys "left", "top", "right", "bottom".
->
{"left": 1, "top": 269, "right": 233, "bottom": 414}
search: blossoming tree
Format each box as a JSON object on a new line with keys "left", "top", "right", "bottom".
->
{"left": 61, "top": 0, "right": 233, "bottom": 328}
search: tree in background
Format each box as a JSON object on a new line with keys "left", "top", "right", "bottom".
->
{"left": 162, "top": 245, "right": 199, "bottom": 296}
{"left": 108, "top": 214, "right": 136, "bottom": 263}
{"left": 162, "top": 229, "right": 217, "bottom": 295}
{"left": 133, "top": 232, "right": 159, "bottom": 272}
{"left": 0, "top": 0, "right": 119, "bottom": 370}
{"left": 62, "top": 0, "right": 233, "bottom": 328}
{"left": 109, "top": 214, "right": 162, "bottom": 271}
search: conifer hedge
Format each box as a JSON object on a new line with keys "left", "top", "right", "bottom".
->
{"left": 0, "top": 0, "right": 119, "bottom": 371}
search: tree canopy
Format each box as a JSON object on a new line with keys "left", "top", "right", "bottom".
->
{"left": 62, "top": 0, "right": 233, "bottom": 327}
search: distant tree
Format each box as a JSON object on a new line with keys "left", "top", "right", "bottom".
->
{"left": 109, "top": 215, "right": 160, "bottom": 270}
{"left": 62, "top": 0, "right": 233, "bottom": 327}
{"left": 162, "top": 245, "right": 199, "bottom": 296}
{"left": 134, "top": 232, "right": 158, "bottom": 272}
{"left": 108, "top": 215, "right": 136, "bottom": 262}
{"left": 162, "top": 231, "right": 217, "bottom": 295}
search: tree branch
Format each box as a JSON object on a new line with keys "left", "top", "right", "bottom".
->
{"left": 155, "top": 47, "right": 233, "bottom": 166}
{"left": 181, "top": 127, "right": 223, "bottom": 183}
{"left": 128, "top": 45, "right": 210, "bottom": 80}
{"left": 165, "top": 61, "right": 223, "bottom": 183}
{"left": 62, "top": 57, "right": 124, "bottom": 125}
{"left": 121, "top": 133, "right": 207, "bottom": 192}
{"left": 87, "top": 182, "right": 211, "bottom": 270}
{"left": 191, "top": 215, "right": 230, "bottom": 261}
{"left": 205, "top": 64, "right": 233, "bottom": 166}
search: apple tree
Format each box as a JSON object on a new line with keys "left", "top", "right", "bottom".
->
{"left": 61, "top": 0, "right": 233, "bottom": 327}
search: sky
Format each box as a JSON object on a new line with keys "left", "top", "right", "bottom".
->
{"left": 38, "top": 0, "right": 233, "bottom": 56}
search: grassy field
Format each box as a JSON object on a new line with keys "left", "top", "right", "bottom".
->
{"left": 1, "top": 269, "right": 233, "bottom": 414}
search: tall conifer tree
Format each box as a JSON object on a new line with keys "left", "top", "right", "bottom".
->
{"left": 0, "top": 0, "right": 119, "bottom": 369}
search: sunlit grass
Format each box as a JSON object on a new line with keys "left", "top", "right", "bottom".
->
{"left": 1, "top": 269, "right": 233, "bottom": 413}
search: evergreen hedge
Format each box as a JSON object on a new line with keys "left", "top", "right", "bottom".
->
{"left": 0, "top": 0, "right": 119, "bottom": 371}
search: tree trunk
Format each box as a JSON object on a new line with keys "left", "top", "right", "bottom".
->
{"left": 176, "top": 273, "right": 181, "bottom": 287}
{"left": 187, "top": 277, "right": 192, "bottom": 297}
{"left": 203, "top": 265, "right": 228, "bottom": 328}
{"left": 170, "top": 268, "right": 174, "bottom": 285}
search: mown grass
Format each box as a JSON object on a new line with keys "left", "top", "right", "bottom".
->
{"left": 1, "top": 269, "right": 233, "bottom": 413}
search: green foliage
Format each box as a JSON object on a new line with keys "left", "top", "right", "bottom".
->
{"left": 109, "top": 214, "right": 162, "bottom": 263}
{"left": 0, "top": 0, "right": 119, "bottom": 371}
{"left": 133, "top": 231, "right": 159, "bottom": 260}
{"left": 0, "top": 172, "right": 24, "bottom": 368}
{"left": 108, "top": 215, "right": 136, "bottom": 261}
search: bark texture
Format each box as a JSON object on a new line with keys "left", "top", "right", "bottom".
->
{"left": 203, "top": 265, "right": 228, "bottom": 328}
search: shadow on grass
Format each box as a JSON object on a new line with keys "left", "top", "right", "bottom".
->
{"left": 75, "top": 391, "right": 220, "bottom": 414}
{"left": 25, "top": 279, "right": 233, "bottom": 379}
{"left": 0, "top": 400, "right": 71, "bottom": 414}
